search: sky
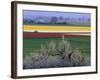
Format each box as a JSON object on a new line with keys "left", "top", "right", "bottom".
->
{"left": 23, "top": 10, "right": 91, "bottom": 20}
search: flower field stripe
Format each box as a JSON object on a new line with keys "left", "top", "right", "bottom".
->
{"left": 23, "top": 32, "right": 90, "bottom": 38}
{"left": 23, "top": 25, "right": 90, "bottom": 32}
